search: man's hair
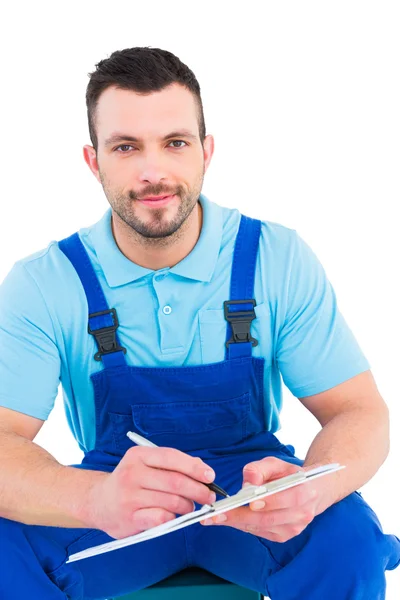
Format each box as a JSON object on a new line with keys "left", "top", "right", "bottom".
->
{"left": 86, "top": 46, "right": 206, "bottom": 153}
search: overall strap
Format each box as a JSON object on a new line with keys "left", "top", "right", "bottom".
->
{"left": 58, "top": 233, "right": 127, "bottom": 368}
{"left": 225, "top": 215, "right": 261, "bottom": 360}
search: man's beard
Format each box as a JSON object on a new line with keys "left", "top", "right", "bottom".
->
{"left": 112, "top": 191, "right": 197, "bottom": 240}
{"left": 99, "top": 168, "right": 204, "bottom": 241}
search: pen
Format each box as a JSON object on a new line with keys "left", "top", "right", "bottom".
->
{"left": 126, "top": 431, "right": 230, "bottom": 498}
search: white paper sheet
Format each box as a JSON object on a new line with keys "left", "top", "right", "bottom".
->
{"left": 67, "top": 463, "right": 344, "bottom": 563}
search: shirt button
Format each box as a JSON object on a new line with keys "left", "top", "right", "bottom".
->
{"left": 163, "top": 305, "right": 172, "bottom": 315}
{"left": 155, "top": 273, "right": 167, "bottom": 282}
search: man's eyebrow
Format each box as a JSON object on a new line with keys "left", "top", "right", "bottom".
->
{"left": 104, "top": 130, "right": 198, "bottom": 147}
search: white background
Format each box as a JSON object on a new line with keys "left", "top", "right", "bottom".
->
{"left": 1, "top": 1, "right": 399, "bottom": 597}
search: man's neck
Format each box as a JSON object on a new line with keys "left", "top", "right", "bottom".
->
{"left": 111, "top": 202, "right": 203, "bottom": 271}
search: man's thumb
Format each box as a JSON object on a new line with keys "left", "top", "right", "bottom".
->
{"left": 242, "top": 466, "right": 263, "bottom": 486}
{"left": 243, "top": 457, "right": 301, "bottom": 487}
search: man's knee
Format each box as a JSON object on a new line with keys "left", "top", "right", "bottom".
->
{"left": 263, "top": 492, "right": 398, "bottom": 599}
{"left": 311, "top": 491, "right": 396, "bottom": 574}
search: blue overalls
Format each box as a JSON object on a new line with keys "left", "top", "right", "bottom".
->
{"left": 0, "top": 214, "right": 399, "bottom": 600}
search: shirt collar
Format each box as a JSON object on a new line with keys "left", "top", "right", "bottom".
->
{"left": 88, "top": 192, "right": 222, "bottom": 288}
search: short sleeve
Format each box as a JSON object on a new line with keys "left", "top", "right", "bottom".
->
{"left": 276, "top": 231, "right": 371, "bottom": 398}
{"left": 0, "top": 262, "right": 61, "bottom": 419}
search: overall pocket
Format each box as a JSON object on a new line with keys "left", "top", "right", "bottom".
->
{"left": 66, "top": 528, "right": 113, "bottom": 557}
{"left": 46, "top": 529, "right": 111, "bottom": 598}
{"left": 110, "top": 391, "right": 251, "bottom": 453}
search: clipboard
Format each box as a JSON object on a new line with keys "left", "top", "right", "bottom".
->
{"left": 67, "top": 462, "right": 345, "bottom": 563}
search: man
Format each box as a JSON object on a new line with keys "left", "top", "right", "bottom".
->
{"left": 0, "top": 46, "right": 399, "bottom": 599}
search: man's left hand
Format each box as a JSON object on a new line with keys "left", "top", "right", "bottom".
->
{"left": 200, "top": 457, "right": 322, "bottom": 543}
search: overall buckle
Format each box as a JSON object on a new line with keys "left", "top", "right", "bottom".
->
{"left": 224, "top": 299, "right": 258, "bottom": 348}
{"left": 87, "top": 308, "right": 127, "bottom": 361}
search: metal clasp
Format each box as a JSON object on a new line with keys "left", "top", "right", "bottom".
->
{"left": 224, "top": 299, "right": 258, "bottom": 348}
{"left": 87, "top": 308, "right": 127, "bottom": 361}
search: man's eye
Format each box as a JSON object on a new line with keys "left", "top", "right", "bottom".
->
{"left": 115, "top": 140, "right": 187, "bottom": 153}
{"left": 168, "top": 140, "right": 187, "bottom": 148}
{"left": 115, "top": 144, "right": 134, "bottom": 153}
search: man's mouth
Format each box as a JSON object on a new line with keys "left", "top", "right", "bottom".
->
{"left": 137, "top": 195, "right": 176, "bottom": 207}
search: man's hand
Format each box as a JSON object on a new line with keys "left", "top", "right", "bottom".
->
{"left": 200, "top": 457, "right": 321, "bottom": 543}
{"left": 84, "top": 446, "right": 217, "bottom": 539}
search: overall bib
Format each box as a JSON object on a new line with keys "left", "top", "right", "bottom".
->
{"left": 0, "top": 214, "right": 399, "bottom": 600}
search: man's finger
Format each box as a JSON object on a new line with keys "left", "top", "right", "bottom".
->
{"left": 242, "top": 456, "right": 303, "bottom": 486}
{"left": 202, "top": 507, "right": 315, "bottom": 539}
{"left": 247, "top": 481, "right": 318, "bottom": 511}
{"left": 201, "top": 504, "right": 315, "bottom": 531}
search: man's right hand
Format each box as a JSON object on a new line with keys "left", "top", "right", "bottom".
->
{"left": 85, "top": 446, "right": 217, "bottom": 539}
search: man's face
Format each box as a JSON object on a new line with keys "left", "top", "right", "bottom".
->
{"left": 85, "top": 83, "right": 213, "bottom": 239}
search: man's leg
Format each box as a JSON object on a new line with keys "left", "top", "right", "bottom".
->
{"left": 263, "top": 490, "right": 400, "bottom": 600}
{"left": 0, "top": 514, "right": 188, "bottom": 599}
{"left": 187, "top": 447, "right": 400, "bottom": 599}
{"left": 0, "top": 457, "right": 189, "bottom": 599}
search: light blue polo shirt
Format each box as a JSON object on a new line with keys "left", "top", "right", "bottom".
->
{"left": 0, "top": 193, "right": 370, "bottom": 453}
